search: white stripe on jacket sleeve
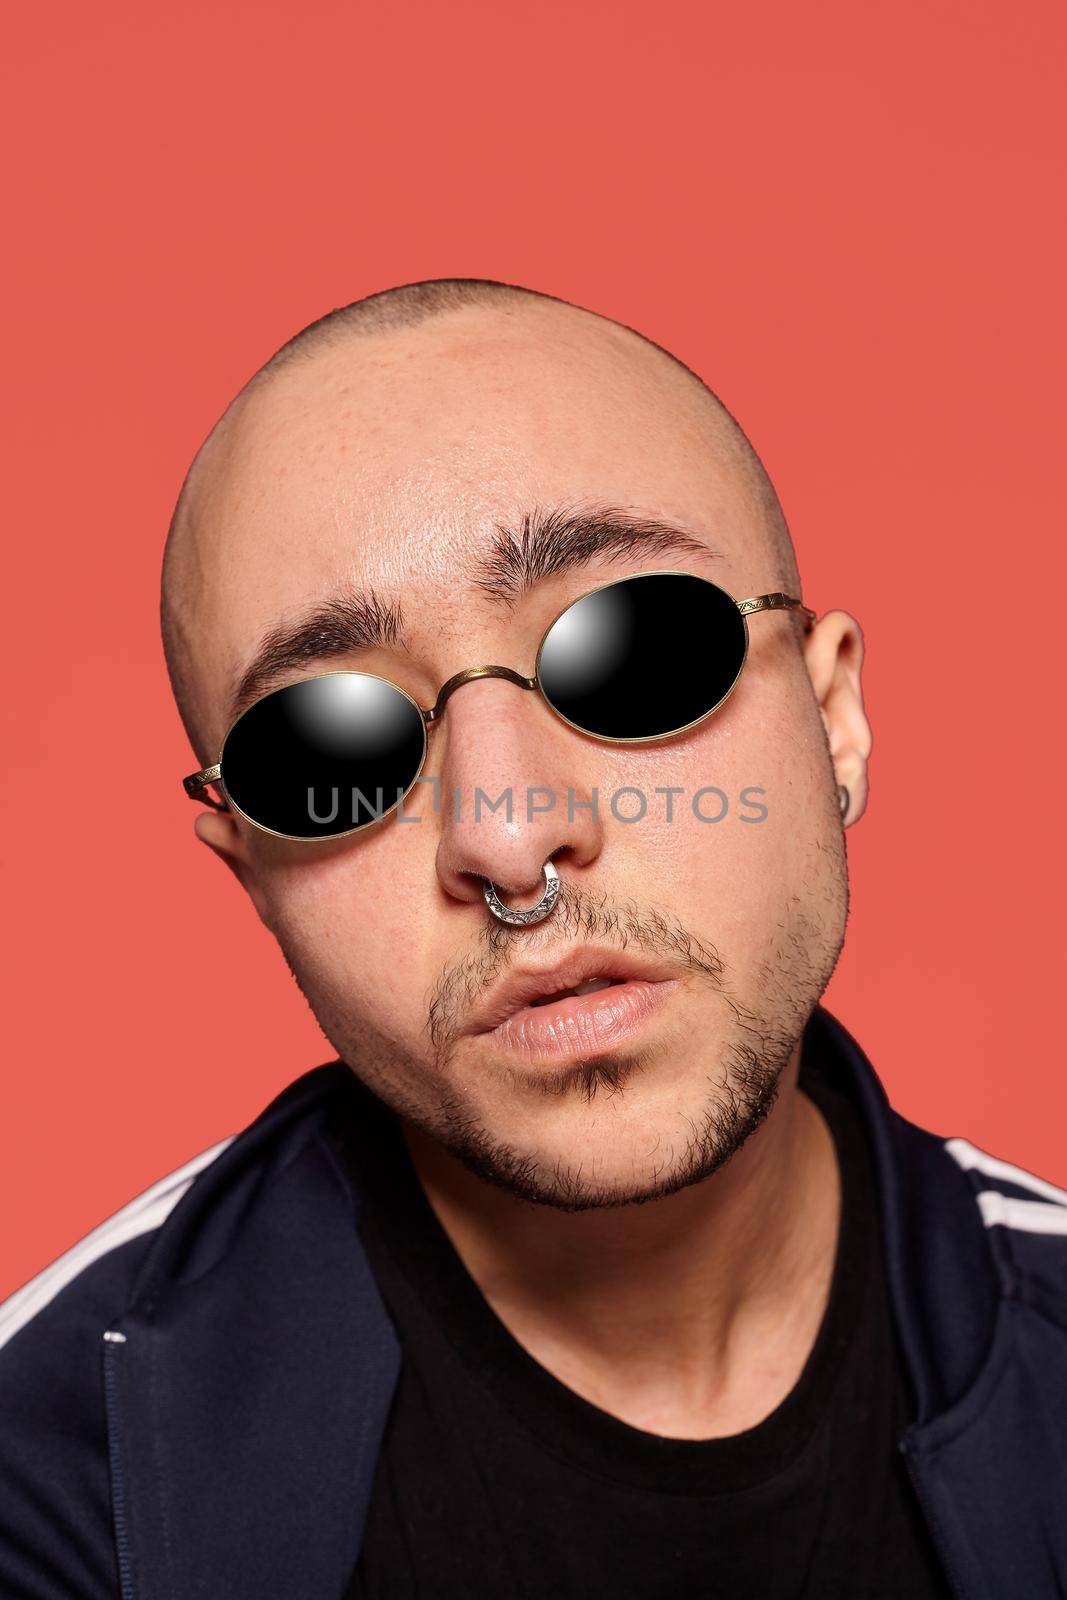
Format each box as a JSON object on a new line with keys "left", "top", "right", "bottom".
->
{"left": 0, "top": 1134, "right": 234, "bottom": 1351}
{"left": 945, "top": 1136, "right": 1067, "bottom": 1234}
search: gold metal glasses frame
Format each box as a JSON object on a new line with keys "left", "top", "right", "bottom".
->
{"left": 182, "top": 572, "right": 816, "bottom": 840}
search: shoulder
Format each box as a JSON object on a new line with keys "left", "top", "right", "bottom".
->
{"left": 0, "top": 1061, "right": 350, "bottom": 1597}
{"left": 0, "top": 1135, "right": 233, "bottom": 1598}
{"left": 900, "top": 1107, "right": 1067, "bottom": 1310}
{"left": 814, "top": 1007, "right": 1067, "bottom": 1288}
{"left": 943, "top": 1135, "right": 1067, "bottom": 1234}
{"left": 0, "top": 1060, "right": 353, "bottom": 1365}
{"left": 941, "top": 1133, "right": 1067, "bottom": 1292}
{"left": 0, "top": 1133, "right": 234, "bottom": 1360}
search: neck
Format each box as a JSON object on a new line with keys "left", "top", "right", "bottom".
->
{"left": 401, "top": 1049, "right": 840, "bottom": 1439}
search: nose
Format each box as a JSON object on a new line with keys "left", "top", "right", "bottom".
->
{"left": 433, "top": 673, "right": 603, "bottom": 912}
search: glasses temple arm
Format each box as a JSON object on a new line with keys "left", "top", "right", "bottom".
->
{"left": 182, "top": 764, "right": 229, "bottom": 810}
{"left": 737, "top": 593, "right": 817, "bottom": 631}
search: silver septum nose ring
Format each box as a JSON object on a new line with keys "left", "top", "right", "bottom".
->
{"left": 483, "top": 860, "right": 560, "bottom": 926}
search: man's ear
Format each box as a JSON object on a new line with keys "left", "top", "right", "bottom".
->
{"left": 803, "top": 609, "right": 872, "bottom": 826}
{"left": 193, "top": 809, "right": 273, "bottom": 925}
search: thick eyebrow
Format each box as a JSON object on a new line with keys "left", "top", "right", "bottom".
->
{"left": 227, "top": 504, "right": 718, "bottom": 724}
{"left": 229, "top": 588, "right": 406, "bottom": 723}
{"left": 472, "top": 504, "right": 718, "bottom": 606}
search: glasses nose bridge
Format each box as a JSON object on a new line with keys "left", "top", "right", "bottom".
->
{"left": 424, "top": 665, "right": 538, "bottom": 725}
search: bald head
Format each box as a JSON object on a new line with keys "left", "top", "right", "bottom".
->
{"left": 162, "top": 279, "right": 801, "bottom": 765}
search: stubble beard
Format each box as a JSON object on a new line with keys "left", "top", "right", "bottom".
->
{"left": 276, "top": 857, "right": 847, "bottom": 1212}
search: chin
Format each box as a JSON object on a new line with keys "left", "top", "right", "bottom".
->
{"left": 436, "top": 1046, "right": 785, "bottom": 1212}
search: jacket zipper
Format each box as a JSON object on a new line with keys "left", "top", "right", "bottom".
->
{"left": 102, "top": 1328, "right": 137, "bottom": 1600}
{"left": 898, "top": 1435, "right": 969, "bottom": 1600}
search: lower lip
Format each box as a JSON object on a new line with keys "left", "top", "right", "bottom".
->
{"left": 484, "top": 979, "right": 678, "bottom": 1061}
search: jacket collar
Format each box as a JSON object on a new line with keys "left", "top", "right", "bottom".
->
{"left": 105, "top": 1008, "right": 1006, "bottom": 1598}
{"left": 803, "top": 1006, "right": 1001, "bottom": 1423}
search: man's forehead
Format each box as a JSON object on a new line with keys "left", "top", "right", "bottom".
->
{"left": 192, "top": 309, "right": 755, "bottom": 591}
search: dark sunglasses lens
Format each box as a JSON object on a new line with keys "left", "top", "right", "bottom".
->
{"left": 537, "top": 573, "right": 747, "bottom": 740}
{"left": 221, "top": 674, "right": 427, "bottom": 839}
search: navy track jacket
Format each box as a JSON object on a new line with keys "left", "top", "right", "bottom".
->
{"left": 3, "top": 1006, "right": 1067, "bottom": 1599}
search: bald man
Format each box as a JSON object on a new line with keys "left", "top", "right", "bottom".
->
{"left": 3, "top": 280, "right": 1067, "bottom": 1600}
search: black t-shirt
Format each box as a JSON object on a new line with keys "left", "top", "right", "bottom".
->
{"left": 330, "top": 1043, "right": 951, "bottom": 1599}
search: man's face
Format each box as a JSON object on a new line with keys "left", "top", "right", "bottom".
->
{"left": 183, "top": 302, "right": 853, "bottom": 1208}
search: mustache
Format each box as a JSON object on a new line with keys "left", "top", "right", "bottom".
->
{"left": 426, "top": 881, "right": 729, "bottom": 1055}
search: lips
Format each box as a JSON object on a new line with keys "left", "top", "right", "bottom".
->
{"left": 528, "top": 976, "right": 623, "bottom": 1007}
{"left": 463, "top": 947, "right": 680, "bottom": 1061}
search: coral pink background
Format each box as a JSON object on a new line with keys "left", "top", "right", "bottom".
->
{"left": 3, "top": 0, "right": 1064, "bottom": 1297}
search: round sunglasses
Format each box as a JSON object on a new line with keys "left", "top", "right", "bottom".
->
{"left": 182, "top": 570, "right": 815, "bottom": 841}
